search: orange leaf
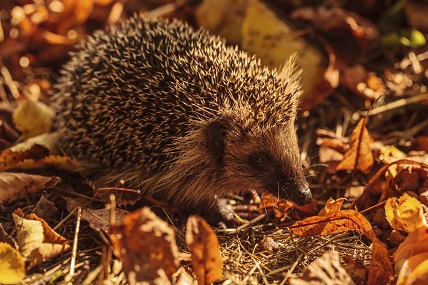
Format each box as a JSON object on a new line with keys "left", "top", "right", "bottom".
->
{"left": 186, "top": 215, "right": 222, "bottom": 285}
{"left": 336, "top": 118, "right": 374, "bottom": 174}
{"left": 109, "top": 207, "right": 179, "bottom": 283}
{"left": 290, "top": 209, "right": 393, "bottom": 285}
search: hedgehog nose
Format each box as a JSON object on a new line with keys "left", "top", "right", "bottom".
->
{"left": 295, "top": 187, "right": 312, "bottom": 206}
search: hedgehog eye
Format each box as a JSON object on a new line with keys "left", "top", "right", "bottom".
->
{"left": 250, "top": 153, "right": 268, "bottom": 168}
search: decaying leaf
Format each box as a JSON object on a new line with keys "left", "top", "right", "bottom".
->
{"left": 12, "top": 209, "right": 70, "bottom": 269}
{"left": 186, "top": 215, "right": 222, "bottom": 285}
{"left": 289, "top": 250, "right": 355, "bottom": 285}
{"left": 336, "top": 118, "right": 374, "bottom": 174}
{"left": 385, "top": 193, "right": 427, "bottom": 233}
{"left": 290, "top": 209, "right": 393, "bottom": 285}
{"left": 12, "top": 96, "right": 54, "bottom": 140}
{"left": 64, "top": 196, "right": 130, "bottom": 232}
{"left": 0, "top": 172, "right": 60, "bottom": 205}
{"left": 0, "top": 142, "right": 80, "bottom": 172}
{"left": 0, "top": 242, "right": 26, "bottom": 285}
{"left": 110, "top": 207, "right": 180, "bottom": 283}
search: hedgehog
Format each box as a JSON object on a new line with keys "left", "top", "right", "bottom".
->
{"left": 52, "top": 15, "right": 312, "bottom": 208}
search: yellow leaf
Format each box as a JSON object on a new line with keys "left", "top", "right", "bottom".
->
{"left": 13, "top": 96, "right": 54, "bottom": 140}
{"left": 385, "top": 193, "right": 427, "bottom": 233}
{"left": 241, "top": 0, "right": 324, "bottom": 95}
{"left": 0, "top": 242, "right": 25, "bottom": 284}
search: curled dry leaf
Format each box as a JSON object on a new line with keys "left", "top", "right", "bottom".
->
{"left": 289, "top": 250, "right": 355, "bottom": 285}
{"left": 13, "top": 208, "right": 70, "bottom": 269}
{"left": 385, "top": 193, "right": 427, "bottom": 233}
{"left": 0, "top": 172, "right": 60, "bottom": 205}
{"left": 394, "top": 225, "right": 428, "bottom": 285}
{"left": 258, "top": 193, "right": 294, "bottom": 219}
{"left": 0, "top": 242, "right": 25, "bottom": 285}
{"left": 290, "top": 209, "right": 393, "bottom": 285}
{"left": 186, "top": 215, "right": 222, "bottom": 285}
{"left": 318, "top": 197, "right": 346, "bottom": 216}
{"left": 336, "top": 118, "right": 374, "bottom": 174}
{"left": 109, "top": 207, "right": 179, "bottom": 283}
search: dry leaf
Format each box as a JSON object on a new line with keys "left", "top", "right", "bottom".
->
{"left": 0, "top": 242, "right": 25, "bottom": 285}
{"left": 336, "top": 118, "right": 374, "bottom": 174}
{"left": 0, "top": 144, "right": 80, "bottom": 172}
{"left": 289, "top": 250, "right": 355, "bottom": 285}
{"left": 290, "top": 209, "right": 393, "bottom": 285}
{"left": 385, "top": 193, "right": 427, "bottom": 233}
{"left": 12, "top": 96, "right": 54, "bottom": 140}
{"left": 195, "top": 0, "right": 247, "bottom": 45}
{"left": 242, "top": 0, "right": 324, "bottom": 96}
{"left": 110, "top": 207, "right": 179, "bottom": 283}
{"left": 0, "top": 172, "right": 60, "bottom": 205}
{"left": 258, "top": 193, "right": 293, "bottom": 219}
{"left": 13, "top": 209, "right": 70, "bottom": 269}
{"left": 186, "top": 215, "right": 222, "bottom": 285}
{"left": 353, "top": 159, "right": 428, "bottom": 210}
{"left": 394, "top": 225, "right": 428, "bottom": 285}
{"left": 64, "top": 196, "right": 130, "bottom": 232}
{"left": 318, "top": 197, "right": 346, "bottom": 216}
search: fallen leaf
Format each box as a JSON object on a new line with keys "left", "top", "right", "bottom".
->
{"left": 394, "top": 226, "right": 428, "bottom": 285}
{"left": 336, "top": 118, "right": 374, "bottom": 174}
{"left": 195, "top": 0, "right": 247, "bottom": 45}
{"left": 0, "top": 242, "right": 25, "bottom": 285}
{"left": 186, "top": 215, "right": 222, "bottom": 285}
{"left": 258, "top": 193, "right": 293, "bottom": 219}
{"left": 242, "top": 0, "right": 324, "bottom": 96}
{"left": 0, "top": 172, "right": 60, "bottom": 205}
{"left": 64, "top": 196, "right": 130, "bottom": 232}
{"left": 385, "top": 193, "right": 427, "bottom": 233}
{"left": 289, "top": 250, "right": 355, "bottom": 285}
{"left": 318, "top": 197, "right": 346, "bottom": 216}
{"left": 12, "top": 96, "right": 54, "bottom": 140}
{"left": 110, "top": 207, "right": 180, "bottom": 283}
{"left": 0, "top": 144, "right": 80, "bottom": 172}
{"left": 353, "top": 159, "right": 428, "bottom": 210}
{"left": 13, "top": 209, "right": 70, "bottom": 269}
{"left": 290, "top": 209, "right": 393, "bottom": 285}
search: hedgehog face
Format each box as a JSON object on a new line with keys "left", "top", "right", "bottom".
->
{"left": 205, "top": 117, "right": 312, "bottom": 206}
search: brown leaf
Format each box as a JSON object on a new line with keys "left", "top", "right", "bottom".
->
{"left": 258, "top": 193, "right": 293, "bottom": 219}
{"left": 0, "top": 172, "right": 60, "bottom": 205}
{"left": 336, "top": 118, "right": 374, "bottom": 174}
{"left": 353, "top": 159, "right": 428, "bottom": 210}
{"left": 63, "top": 196, "right": 130, "bottom": 232}
{"left": 290, "top": 209, "right": 393, "bottom": 285}
{"left": 186, "top": 215, "right": 222, "bottom": 285}
{"left": 110, "top": 207, "right": 179, "bottom": 283}
{"left": 289, "top": 250, "right": 355, "bottom": 285}
{"left": 0, "top": 146, "right": 80, "bottom": 172}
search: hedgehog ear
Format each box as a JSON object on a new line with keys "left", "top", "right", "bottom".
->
{"left": 205, "top": 119, "right": 230, "bottom": 158}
